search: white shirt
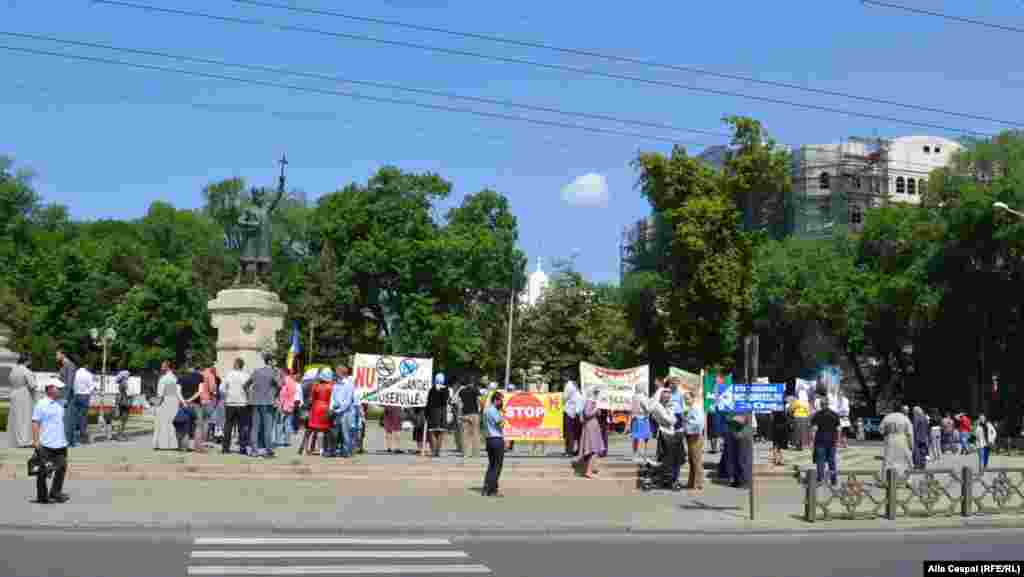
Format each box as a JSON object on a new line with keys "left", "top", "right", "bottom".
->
{"left": 562, "top": 382, "right": 579, "bottom": 418}
{"left": 32, "top": 397, "right": 68, "bottom": 449}
{"left": 73, "top": 367, "right": 96, "bottom": 396}
{"left": 222, "top": 370, "right": 251, "bottom": 407}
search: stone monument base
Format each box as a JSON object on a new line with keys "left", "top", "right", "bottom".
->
{"left": 208, "top": 287, "right": 288, "bottom": 378}
{"left": 0, "top": 323, "right": 18, "bottom": 401}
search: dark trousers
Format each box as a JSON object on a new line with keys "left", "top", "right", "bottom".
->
{"left": 718, "top": 430, "right": 735, "bottom": 480}
{"left": 563, "top": 414, "right": 578, "bottom": 455}
{"left": 814, "top": 445, "right": 837, "bottom": 484}
{"left": 35, "top": 446, "right": 67, "bottom": 501}
{"left": 484, "top": 437, "right": 505, "bottom": 495}
{"left": 598, "top": 411, "right": 610, "bottom": 457}
{"left": 733, "top": 433, "right": 753, "bottom": 486}
{"left": 223, "top": 405, "right": 252, "bottom": 453}
{"left": 659, "top": 431, "right": 685, "bottom": 485}
{"left": 913, "top": 442, "right": 928, "bottom": 470}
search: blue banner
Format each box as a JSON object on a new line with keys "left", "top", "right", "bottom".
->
{"left": 717, "top": 383, "right": 786, "bottom": 413}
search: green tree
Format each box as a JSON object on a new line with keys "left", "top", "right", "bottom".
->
{"left": 114, "top": 260, "right": 214, "bottom": 369}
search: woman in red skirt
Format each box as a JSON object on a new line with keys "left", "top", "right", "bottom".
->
{"left": 300, "top": 367, "right": 334, "bottom": 456}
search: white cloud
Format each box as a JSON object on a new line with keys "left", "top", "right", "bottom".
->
{"left": 560, "top": 173, "right": 609, "bottom": 208}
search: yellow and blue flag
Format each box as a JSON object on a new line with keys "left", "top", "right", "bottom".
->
{"left": 286, "top": 320, "right": 302, "bottom": 371}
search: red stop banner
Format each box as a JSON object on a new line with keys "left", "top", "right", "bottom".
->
{"left": 504, "top": 393, "right": 545, "bottom": 430}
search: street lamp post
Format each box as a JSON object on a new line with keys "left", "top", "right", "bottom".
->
{"left": 504, "top": 289, "right": 514, "bottom": 389}
{"left": 90, "top": 326, "right": 117, "bottom": 441}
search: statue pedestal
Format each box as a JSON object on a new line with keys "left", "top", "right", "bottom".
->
{"left": 0, "top": 324, "right": 18, "bottom": 401}
{"left": 208, "top": 288, "right": 288, "bottom": 377}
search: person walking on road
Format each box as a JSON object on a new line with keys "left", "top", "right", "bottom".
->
{"left": 221, "top": 358, "right": 252, "bottom": 455}
{"left": 153, "top": 360, "right": 183, "bottom": 451}
{"left": 31, "top": 377, "right": 70, "bottom": 504}
{"left": 458, "top": 382, "right": 482, "bottom": 461}
{"left": 482, "top": 391, "right": 506, "bottom": 497}
{"left": 7, "top": 354, "right": 37, "bottom": 448}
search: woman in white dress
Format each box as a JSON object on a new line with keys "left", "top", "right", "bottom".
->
{"left": 880, "top": 407, "right": 914, "bottom": 476}
{"left": 152, "top": 359, "right": 183, "bottom": 450}
{"left": 6, "top": 356, "right": 36, "bottom": 448}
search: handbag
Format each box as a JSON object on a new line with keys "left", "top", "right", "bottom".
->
{"left": 27, "top": 449, "right": 55, "bottom": 478}
{"left": 173, "top": 406, "right": 193, "bottom": 427}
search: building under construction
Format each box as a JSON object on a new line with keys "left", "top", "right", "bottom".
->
{"left": 789, "top": 137, "right": 892, "bottom": 237}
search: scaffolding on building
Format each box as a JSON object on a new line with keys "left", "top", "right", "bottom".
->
{"left": 619, "top": 216, "right": 657, "bottom": 283}
{"left": 790, "top": 137, "right": 892, "bottom": 238}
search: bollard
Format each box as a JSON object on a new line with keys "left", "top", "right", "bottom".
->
{"left": 805, "top": 469, "right": 817, "bottom": 522}
{"left": 885, "top": 469, "right": 897, "bottom": 520}
{"left": 961, "top": 466, "right": 972, "bottom": 517}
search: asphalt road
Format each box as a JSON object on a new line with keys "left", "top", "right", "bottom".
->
{"left": 2, "top": 526, "right": 1022, "bottom": 577}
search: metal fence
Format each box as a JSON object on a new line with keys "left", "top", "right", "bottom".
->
{"left": 803, "top": 467, "right": 1024, "bottom": 522}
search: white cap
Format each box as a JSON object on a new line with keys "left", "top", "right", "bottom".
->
{"left": 44, "top": 377, "right": 65, "bottom": 389}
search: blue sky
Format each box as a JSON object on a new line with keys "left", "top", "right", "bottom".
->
{"left": 3, "top": 0, "right": 1022, "bottom": 283}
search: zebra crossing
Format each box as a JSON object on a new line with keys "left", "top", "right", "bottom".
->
{"left": 186, "top": 537, "right": 492, "bottom": 576}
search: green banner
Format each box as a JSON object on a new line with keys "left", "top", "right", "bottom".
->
{"left": 701, "top": 371, "right": 733, "bottom": 413}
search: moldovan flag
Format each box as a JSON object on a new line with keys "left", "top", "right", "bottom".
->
{"left": 286, "top": 320, "right": 302, "bottom": 371}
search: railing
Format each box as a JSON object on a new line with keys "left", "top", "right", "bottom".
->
{"left": 802, "top": 467, "right": 1024, "bottom": 522}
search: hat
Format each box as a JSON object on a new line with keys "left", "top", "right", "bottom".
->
{"left": 319, "top": 367, "right": 335, "bottom": 382}
{"left": 115, "top": 370, "right": 130, "bottom": 383}
{"left": 434, "top": 373, "right": 446, "bottom": 386}
{"left": 44, "top": 377, "right": 65, "bottom": 389}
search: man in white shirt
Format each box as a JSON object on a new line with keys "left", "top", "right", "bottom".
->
{"left": 220, "top": 358, "right": 252, "bottom": 455}
{"left": 32, "top": 377, "right": 70, "bottom": 504}
{"left": 562, "top": 380, "right": 579, "bottom": 457}
{"left": 71, "top": 366, "right": 96, "bottom": 446}
{"left": 649, "top": 388, "right": 684, "bottom": 491}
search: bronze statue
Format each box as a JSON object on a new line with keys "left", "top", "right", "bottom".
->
{"left": 237, "top": 155, "right": 287, "bottom": 286}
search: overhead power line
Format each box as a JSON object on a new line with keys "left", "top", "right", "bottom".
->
{"left": 0, "top": 44, "right": 705, "bottom": 146}
{"left": 91, "top": 0, "right": 994, "bottom": 136}
{"left": 0, "top": 31, "right": 731, "bottom": 140}
{"left": 229, "top": 0, "right": 1023, "bottom": 128}
{"left": 0, "top": 31, "right": 961, "bottom": 171}
{"left": 862, "top": 0, "right": 1024, "bottom": 34}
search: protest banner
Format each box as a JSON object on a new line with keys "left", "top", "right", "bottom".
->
{"left": 579, "top": 362, "right": 648, "bottom": 411}
{"left": 353, "top": 353, "right": 433, "bottom": 407}
{"left": 502, "top": 392, "right": 564, "bottom": 442}
{"left": 716, "top": 382, "right": 786, "bottom": 413}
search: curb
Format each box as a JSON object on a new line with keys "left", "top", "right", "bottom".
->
{"left": 2, "top": 515, "right": 1022, "bottom": 538}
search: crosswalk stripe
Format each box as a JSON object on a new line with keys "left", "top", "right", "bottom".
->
{"left": 190, "top": 551, "right": 470, "bottom": 559}
{"left": 194, "top": 537, "right": 452, "bottom": 546}
{"left": 186, "top": 564, "right": 492, "bottom": 575}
